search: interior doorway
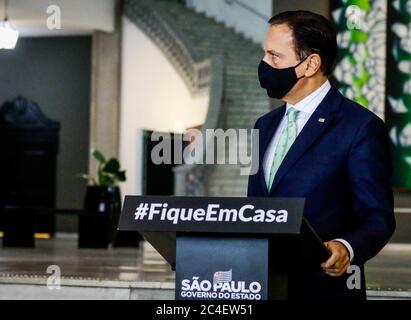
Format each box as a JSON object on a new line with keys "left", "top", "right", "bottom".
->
{"left": 143, "top": 130, "right": 186, "bottom": 196}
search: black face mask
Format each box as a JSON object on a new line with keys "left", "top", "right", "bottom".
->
{"left": 258, "top": 56, "right": 308, "bottom": 99}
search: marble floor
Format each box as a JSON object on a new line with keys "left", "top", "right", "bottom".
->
{"left": 363, "top": 243, "right": 411, "bottom": 292}
{"left": 0, "top": 233, "right": 175, "bottom": 283}
{"left": 0, "top": 234, "right": 410, "bottom": 299}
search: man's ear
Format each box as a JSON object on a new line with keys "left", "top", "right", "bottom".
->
{"left": 304, "top": 53, "right": 322, "bottom": 77}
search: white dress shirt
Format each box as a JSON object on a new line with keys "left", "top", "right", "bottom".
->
{"left": 262, "top": 80, "right": 354, "bottom": 262}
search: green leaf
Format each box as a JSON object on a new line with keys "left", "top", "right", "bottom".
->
{"left": 99, "top": 172, "right": 116, "bottom": 186}
{"left": 92, "top": 148, "right": 106, "bottom": 164}
{"left": 114, "top": 170, "right": 126, "bottom": 182}
{"left": 351, "top": 29, "right": 368, "bottom": 43}
{"left": 103, "top": 158, "right": 120, "bottom": 173}
{"left": 87, "top": 149, "right": 126, "bottom": 186}
{"left": 347, "top": 0, "right": 370, "bottom": 11}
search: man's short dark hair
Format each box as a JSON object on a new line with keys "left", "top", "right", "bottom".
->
{"left": 268, "top": 10, "right": 337, "bottom": 76}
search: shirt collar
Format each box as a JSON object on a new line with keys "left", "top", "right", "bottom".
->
{"left": 286, "top": 80, "right": 331, "bottom": 116}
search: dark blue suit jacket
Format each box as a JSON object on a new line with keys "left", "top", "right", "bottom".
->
{"left": 247, "top": 85, "right": 395, "bottom": 299}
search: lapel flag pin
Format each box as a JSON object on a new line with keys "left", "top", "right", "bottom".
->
{"left": 318, "top": 118, "right": 326, "bottom": 122}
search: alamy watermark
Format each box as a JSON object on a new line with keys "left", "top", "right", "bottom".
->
{"left": 346, "top": 5, "right": 363, "bottom": 30}
{"left": 46, "top": 5, "right": 62, "bottom": 30}
{"left": 46, "top": 265, "right": 61, "bottom": 290}
{"left": 346, "top": 264, "right": 361, "bottom": 290}
{"left": 150, "top": 128, "right": 260, "bottom": 175}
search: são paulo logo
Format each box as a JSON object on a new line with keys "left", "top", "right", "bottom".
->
{"left": 180, "top": 269, "right": 262, "bottom": 300}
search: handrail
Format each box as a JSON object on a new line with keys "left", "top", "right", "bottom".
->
{"left": 124, "top": 0, "right": 224, "bottom": 195}
{"left": 173, "top": 56, "right": 224, "bottom": 196}
{"left": 124, "top": 0, "right": 211, "bottom": 96}
{"left": 224, "top": 0, "right": 270, "bottom": 22}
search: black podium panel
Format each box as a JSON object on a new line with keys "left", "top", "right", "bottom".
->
{"left": 118, "top": 196, "right": 330, "bottom": 300}
{"left": 119, "top": 196, "right": 304, "bottom": 234}
{"left": 176, "top": 235, "right": 269, "bottom": 300}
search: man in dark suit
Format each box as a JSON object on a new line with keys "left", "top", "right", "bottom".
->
{"left": 248, "top": 11, "right": 395, "bottom": 300}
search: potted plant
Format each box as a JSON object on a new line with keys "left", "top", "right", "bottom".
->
{"left": 79, "top": 149, "right": 126, "bottom": 248}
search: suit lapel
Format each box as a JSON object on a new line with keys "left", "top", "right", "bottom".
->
{"left": 257, "top": 104, "right": 286, "bottom": 196}
{"left": 268, "top": 86, "right": 343, "bottom": 195}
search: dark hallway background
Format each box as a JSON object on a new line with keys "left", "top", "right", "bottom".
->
{"left": 0, "top": 36, "right": 92, "bottom": 231}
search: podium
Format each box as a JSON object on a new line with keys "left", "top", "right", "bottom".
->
{"left": 118, "top": 196, "right": 330, "bottom": 300}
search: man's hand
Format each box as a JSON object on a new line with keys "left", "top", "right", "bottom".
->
{"left": 321, "top": 241, "right": 350, "bottom": 277}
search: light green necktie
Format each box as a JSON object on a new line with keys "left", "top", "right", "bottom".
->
{"left": 267, "top": 107, "right": 300, "bottom": 189}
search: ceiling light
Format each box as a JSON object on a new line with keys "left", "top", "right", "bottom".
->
{"left": 0, "top": 0, "right": 19, "bottom": 50}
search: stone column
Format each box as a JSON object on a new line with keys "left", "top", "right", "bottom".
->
{"left": 89, "top": 0, "right": 121, "bottom": 174}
